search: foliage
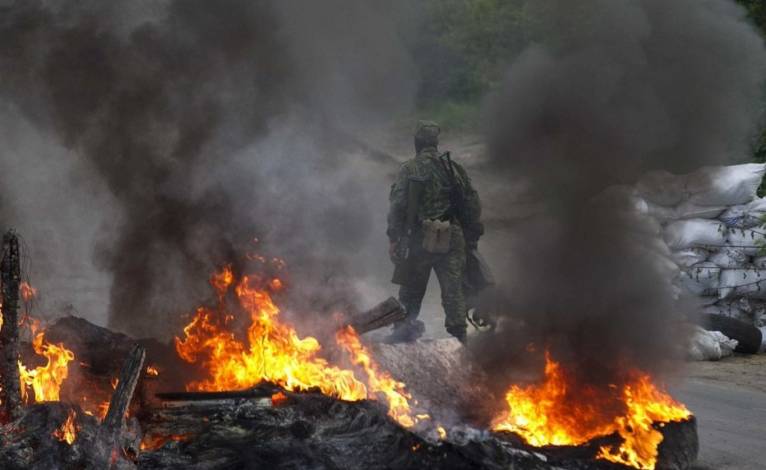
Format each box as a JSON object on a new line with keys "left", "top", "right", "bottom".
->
{"left": 403, "top": 0, "right": 527, "bottom": 128}
{"left": 736, "top": 0, "right": 766, "bottom": 194}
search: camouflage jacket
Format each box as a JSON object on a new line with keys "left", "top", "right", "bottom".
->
{"left": 387, "top": 147, "right": 483, "bottom": 244}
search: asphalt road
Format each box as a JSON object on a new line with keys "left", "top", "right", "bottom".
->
{"left": 675, "top": 356, "right": 766, "bottom": 470}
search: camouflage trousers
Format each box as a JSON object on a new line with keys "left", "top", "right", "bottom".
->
{"left": 398, "top": 225, "right": 467, "bottom": 336}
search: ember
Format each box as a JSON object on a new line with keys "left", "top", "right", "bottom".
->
{"left": 270, "top": 391, "right": 288, "bottom": 406}
{"left": 140, "top": 433, "right": 191, "bottom": 452}
{"left": 492, "top": 351, "right": 691, "bottom": 470}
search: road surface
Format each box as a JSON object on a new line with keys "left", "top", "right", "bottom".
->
{"left": 677, "top": 354, "right": 766, "bottom": 470}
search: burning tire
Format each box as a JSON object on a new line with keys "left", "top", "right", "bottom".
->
{"left": 700, "top": 314, "right": 763, "bottom": 354}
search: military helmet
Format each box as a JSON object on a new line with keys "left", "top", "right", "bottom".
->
{"left": 414, "top": 120, "right": 440, "bottom": 140}
{"left": 414, "top": 120, "right": 440, "bottom": 150}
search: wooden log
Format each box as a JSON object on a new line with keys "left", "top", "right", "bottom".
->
{"left": 156, "top": 385, "right": 277, "bottom": 402}
{"left": 0, "top": 230, "right": 22, "bottom": 422}
{"left": 103, "top": 344, "right": 146, "bottom": 430}
{"left": 346, "top": 297, "right": 406, "bottom": 335}
{"left": 84, "top": 344, "right": 146, "bottom": 468}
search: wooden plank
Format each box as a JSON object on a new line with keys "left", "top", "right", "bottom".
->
{"left": 346, "top": 297, "right": 406, "bottom": 335}
{"left": 0, "top": 230, "right": 22, "bottom": 421}
{"left": 103, "top": 344, "right": 146, "bottom": 430}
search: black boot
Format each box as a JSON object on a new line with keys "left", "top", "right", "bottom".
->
{"left": 384, "top": 319, "right": 425, "bottom": 344}
{"left": 446, "top": 327, "right": 467, "bottom": 345}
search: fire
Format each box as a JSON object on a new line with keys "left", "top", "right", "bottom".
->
{"left": 140, "top": 433, "right": 191, "bottom": 452}
{"left": 18, "top": 332, "right": 75, "bottom": 403}
{"left": 53, "top": 409, "right": 77, "bottom": 445}
{"left": 175, "top": 267, "right": 367, "bottom": 401}
{"left": 79, "top": 396, "right": 111, "bottom": 421}
{"left": 20, "top": 281, "right": 37, "bottom": 302}
{"left": 491, "top": 351, "right": 691, "bottom": 470}
{"left": 336, "top": 326, "right": 424, "bottom": 428}
{"left": 271, "top": 391, "right": 288, "bottom": 406}
{"left": 175, "top": 266, "right": 426, "bottom": 429}
{"left": 146, "top": 365, "right": 160, "bottom": 377}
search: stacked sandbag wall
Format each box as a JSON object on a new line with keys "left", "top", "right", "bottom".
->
{"left": 634, "top": 163, "right": 766, "bottom": 356}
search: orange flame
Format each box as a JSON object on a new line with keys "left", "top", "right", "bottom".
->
{"left": 20, "top": 282, "right": 37, "bottom": 302}
{"left": 140, "top": 433, "right": 191, "bottom": 452}
{"left": 336, "top": 326, "right": 425, "bottom": 428}
{"left": 79, "top": 395, "right": 111, "bottom": 421}
{"left": 53, "top": 409, "right": 77, "bottom": 445}
{"left": 18, "top": 332, "right": 75, "bottom": 403}
{"left": 491, "top": 351, "right": 691, "bottom": 470}
{"left": 175, "top": 269, "right": 367, "bottom": 401}
{"left": 175, "top": 266, "right": 425, "bottom": 430}
{"left": 146, "top": 365, "right": 160, "bottom": 377}
{"left": 271, "top": 391, "right": 289, "bottom": 406}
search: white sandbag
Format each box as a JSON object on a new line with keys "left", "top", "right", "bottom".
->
{"left": 688, "top": 326, "right": 738, "bottom": 361}
{"left": 709, "top": 247, "right": 749, "bottom": 268}
{"left": 680, "top": 262, "right": 721, "bottom": 296}
{"left": 636, "top": 170, "right": 686, "bottom": 206}
{"left": 725, "top": 228, "right": 766, "bottom": 255}
{"left": 675, "top": 201, "right": 726, "bottom": 220}
{"left": 644, "top": 202, "right": 678, "bottom": 222}
{"left": 663, "top": 219, "right": 726, "bottom": 250}
{"left": 719, "top": 198, "right": 766, "bottom": 229}
{"left": 760, "top": 326, "right": 766, "bottom": 352}
{"left": 646, "top": 201, "right": 725, "bottom": 222}
{"left": 718, "top": 268, "right": 766, "bottom": 299}
{"left": 672, "top": 248, "right": 709, "bottom": 268}
{"left": 687, "top": 163, "right": 766, "bottom": 206}
{"left": 712, "top": 331, "right": 738, "bottom": 358}
{"left": 753, "top": 256, "right": 766, "bottom": 268}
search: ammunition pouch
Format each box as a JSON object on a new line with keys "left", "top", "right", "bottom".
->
{"left": 421, "top": 219, "right": 451, "bottom": 254}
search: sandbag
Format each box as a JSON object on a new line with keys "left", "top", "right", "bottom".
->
{"left": 675, "top": 201, "right": 726, "bottom": 220}
{"left": 663, "top": 219, "right": 726, "bottom": 250}
{"left": 646, "top": 201, "right": 725, "bottom": 222}
{"left": 636, "top": 170, "right": 686, "bottom": 206}
{"left": 725, "top": 228, "right": 766, "bottom": 255}
{"left": 760, "top": 326, "right": 766, "bottom": 352}
{"left": 718, "top": 268, "right": 766, "bottom": 299}
{"left": 679, "top": 262, "right": 721, "bottom": 296}
{"left": 719, "top": 198, "right": 766, "bottom": 229}
{"left": 708, "top": 247, "right": 749, "bottom": 268}
{"left": 687, "top": 163, "right": 766, "bottom": 206}
{"left": 672, "top": 248, "right": 709, "bottom": 268}
{"left": 753, "top": 256, "right": 766, "bottom": 268}
{"left": 688, "top": 326, "right": 737, "bottom": 361}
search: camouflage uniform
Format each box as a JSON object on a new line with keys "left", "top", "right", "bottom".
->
{"left": 387, "top": 121, "right": 483, "bottom": 342}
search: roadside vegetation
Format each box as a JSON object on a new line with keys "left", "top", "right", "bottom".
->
{"left": 407, "top": 0, "right": 766, "bottom": 166}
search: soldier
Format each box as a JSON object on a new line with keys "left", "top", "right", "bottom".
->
{"left": 386, "top": 121, "right": 483, "bottom": 344}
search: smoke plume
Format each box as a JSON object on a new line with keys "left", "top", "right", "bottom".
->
{"left": 474, "top": 0, "right": 766, "bottom": 392}
{"left": 0, "top": 0, "right": 416, "bottom": 337}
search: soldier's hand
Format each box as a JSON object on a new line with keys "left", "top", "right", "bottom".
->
{"left": 390, "top": 238, "right": 410, "bottom": 263}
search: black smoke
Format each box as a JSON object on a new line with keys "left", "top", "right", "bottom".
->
{"left": 473, "top": 0, "right": 766, "bottom": 393}
{"left": 0, "top": 0, "right": 416, "bottom": 336}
